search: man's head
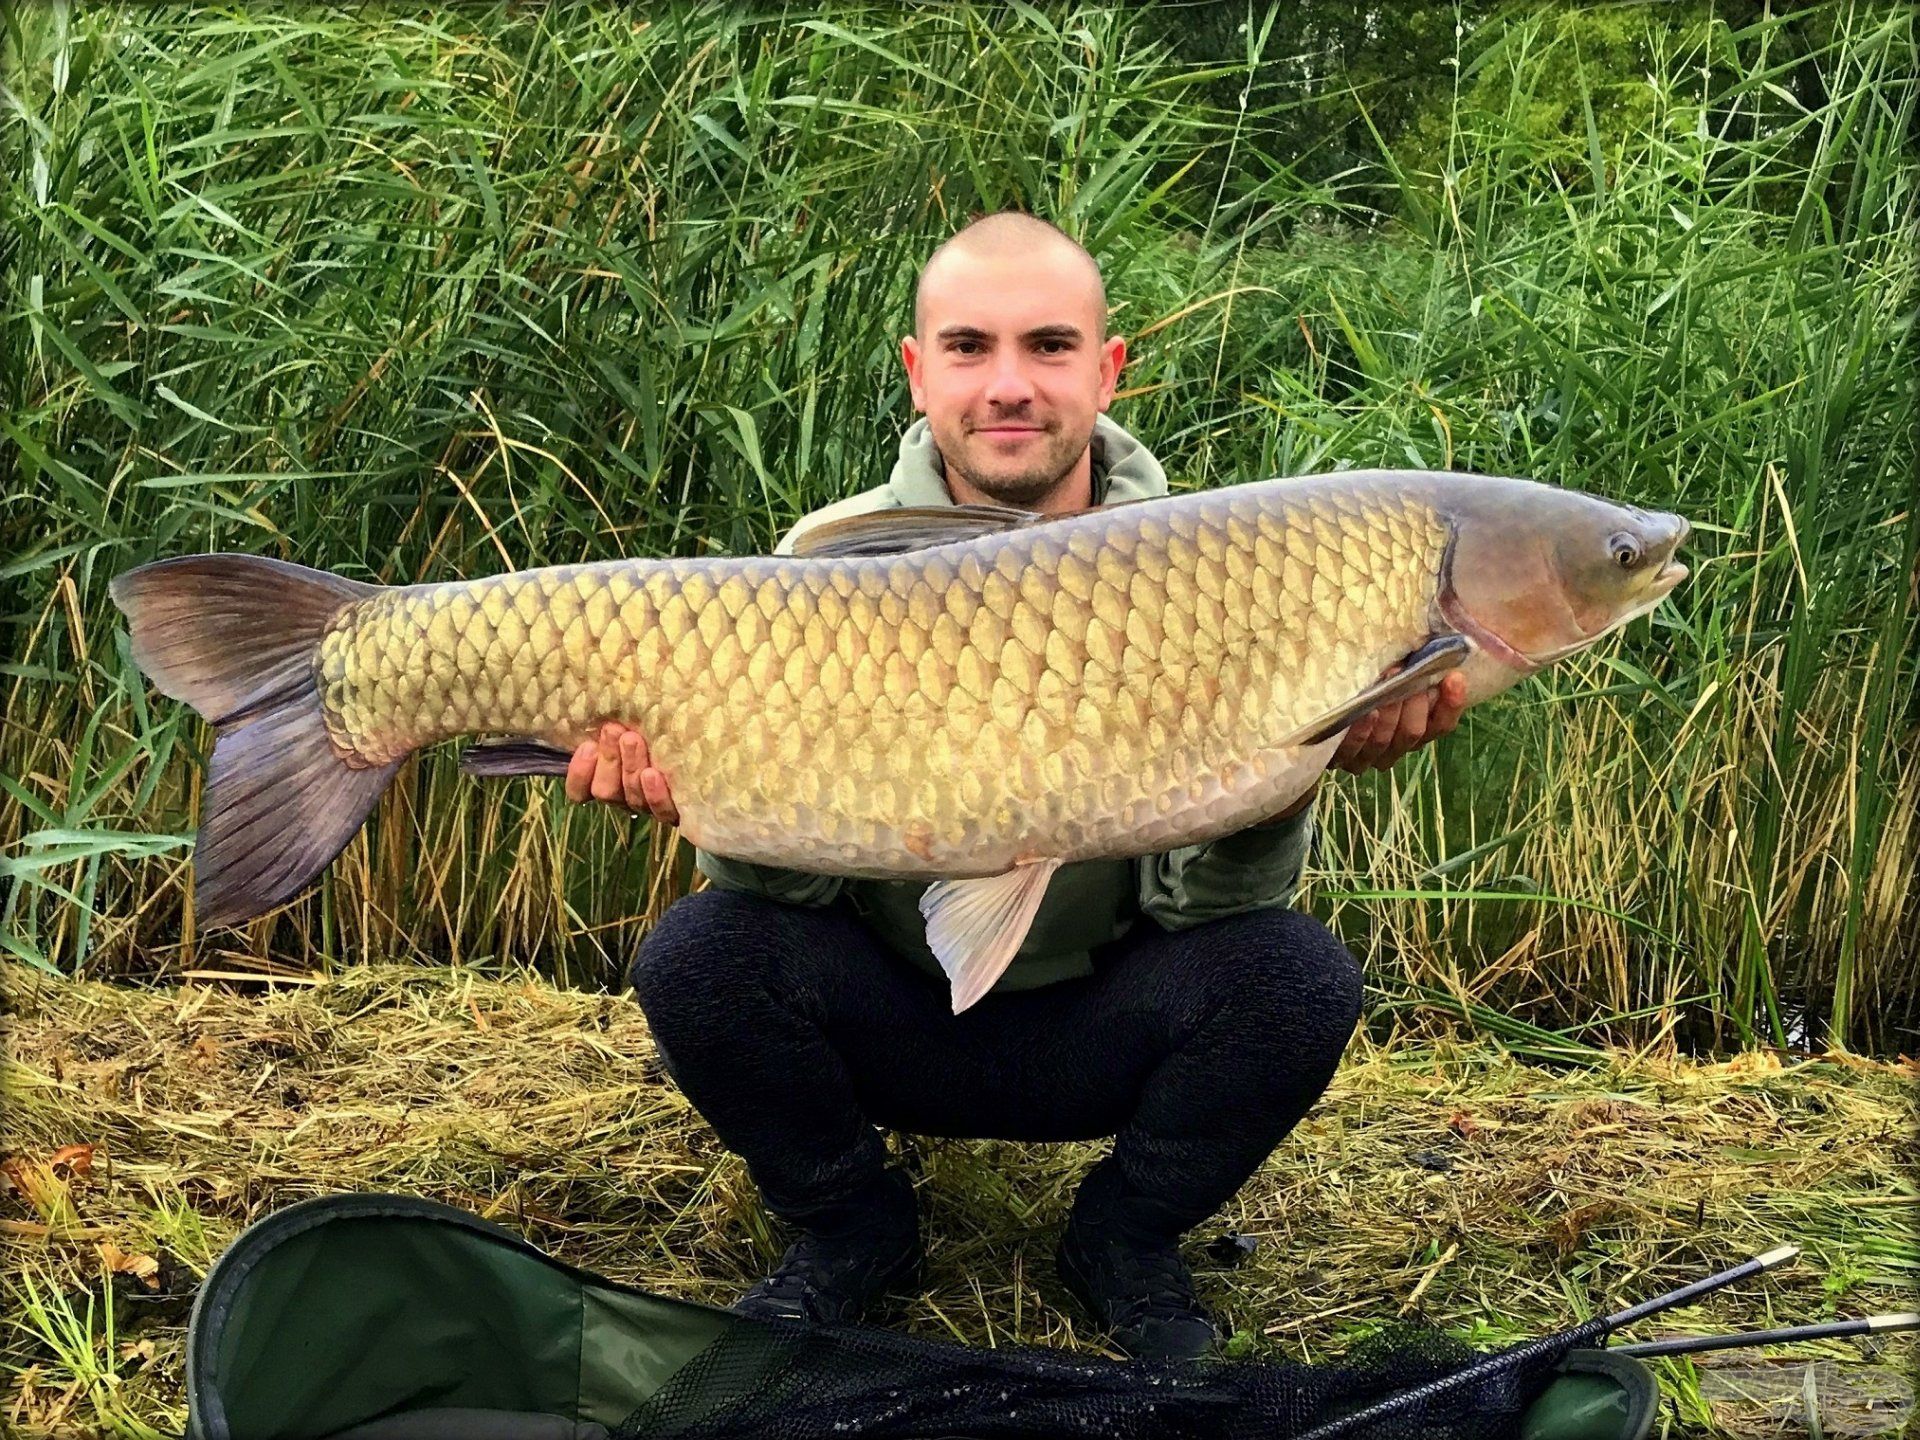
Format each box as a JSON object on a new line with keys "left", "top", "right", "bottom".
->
{"left": 902, "top": 212, "right": 1126, "bottom": 511}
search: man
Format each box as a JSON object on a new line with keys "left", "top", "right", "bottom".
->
{"left": 572, "top": 213, "right": 1465, "bottom": 1361}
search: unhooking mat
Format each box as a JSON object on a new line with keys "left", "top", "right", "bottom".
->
{"left": 183, "top": 1192, "right": 1656, "bottom": 1440}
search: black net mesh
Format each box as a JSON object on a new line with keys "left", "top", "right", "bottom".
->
{"left": 615, "top": 1314, "right": 1596, "bottom": 1440}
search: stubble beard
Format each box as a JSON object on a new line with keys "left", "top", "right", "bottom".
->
{"left": 943, "top": 424, "right": 1086, "bottom": 509}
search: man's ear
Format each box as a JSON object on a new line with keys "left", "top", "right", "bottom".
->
{"left": 1097, "top": 334, "right": 1127, "bottom": 409}
{"left": 901, "top": 335, "right": 928, "bottom": 412}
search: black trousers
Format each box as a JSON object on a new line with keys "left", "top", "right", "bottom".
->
{"left": 628, "top": 889, "right": 1363, "bottom": 1242}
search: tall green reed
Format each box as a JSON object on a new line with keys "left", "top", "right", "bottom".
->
{"left": 3, "top": 3, "right": 1913, "bottom": 1052}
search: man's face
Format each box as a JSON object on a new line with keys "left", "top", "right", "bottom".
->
{"left": 902, "top": 244, "right": 1126, "bottom": 508}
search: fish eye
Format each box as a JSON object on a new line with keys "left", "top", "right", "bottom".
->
{"left": 1609, "top": 533, "right": 1643, "bottom": 570}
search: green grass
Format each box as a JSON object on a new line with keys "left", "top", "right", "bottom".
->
{"left": 5, "top": 1261, "right": 177, "bottom": 1440}
{"left": 2, "top": 3, "right": 1916, "bottom": 1052}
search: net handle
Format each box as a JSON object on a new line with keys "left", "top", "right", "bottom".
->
{"left": 1289, "top": 1245, "right": 1799, "bottom": 1440}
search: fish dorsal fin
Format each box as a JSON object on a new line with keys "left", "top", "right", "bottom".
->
{"left": 918, "top": 856, "right": 1064, "bottom": 1013}
{"left": 787, "top": 504, "right": 1045, "bottom": 558}
{"left": 787, "top": 496, "right": 1158, "bottom": 559}
{"left": 1279, "top": 634, "right": 1473, "bottom": 747}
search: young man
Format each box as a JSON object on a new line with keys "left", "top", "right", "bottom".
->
{"left": 572, "top": 213, "right": 1465, "bottom": 1361}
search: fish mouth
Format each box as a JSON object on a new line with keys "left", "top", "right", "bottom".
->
{"left": 1645, "top": 515, "right": 1690, "bottom": 598}
{"left": 1650, "top": 558, "right": 1688, "bottom": 597}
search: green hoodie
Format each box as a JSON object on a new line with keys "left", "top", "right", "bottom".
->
{"left": 693, "top": 414, "right": 1317, "bottom": 993}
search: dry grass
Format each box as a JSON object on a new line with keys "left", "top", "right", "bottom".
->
{"left": 2, "top": 960, "right": 1915, "bottom": 1437}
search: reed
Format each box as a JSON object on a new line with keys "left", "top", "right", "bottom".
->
{"left": 3, "top": 2, "right": 1915, "bottom": 1052}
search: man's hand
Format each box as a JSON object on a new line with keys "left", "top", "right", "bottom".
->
{"left": 565, "top": 721, "right": 680, "bottom": 827}
{"left": 1330, "top": 671, "right": 1468, "bottom": 774}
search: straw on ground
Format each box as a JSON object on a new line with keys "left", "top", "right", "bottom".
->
{"left": 2, "top": 960, "right": 1914, "bottom": 1437}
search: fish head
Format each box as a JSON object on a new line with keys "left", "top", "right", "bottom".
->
{"left": 1438, "top": 477, "right": 1690, "bottom": 702}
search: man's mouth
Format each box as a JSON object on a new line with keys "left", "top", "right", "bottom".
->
{"left": 971, "top": 422, "right": 1046, "bottom": 439}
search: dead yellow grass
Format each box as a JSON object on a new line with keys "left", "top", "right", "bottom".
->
{"left": 2, "top": 960, "right": 1915, "bottom": 1437}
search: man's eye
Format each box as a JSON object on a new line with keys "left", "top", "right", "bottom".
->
{"left": 1037, "top": 340, "right": 1069, "bottom": 354}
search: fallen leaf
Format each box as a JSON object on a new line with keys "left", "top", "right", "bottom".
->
{"left": 49, "top": 1144, "right": 94, "bottom": 1180}
{"left": 1445, "top": 1110, "right": 1479, "bottom": 1139}
{"left": 1550, "top": 1201, "right": 1614, "bottom": 1257}
{"left": 191, "top": 1035, "right": 222, "bottom": 1063}
{"left": 98, "top": 1240, "right": 161, "bottom": 1291}
{"left": 1, "top": 1157, "right": 73, "bottom": 1222}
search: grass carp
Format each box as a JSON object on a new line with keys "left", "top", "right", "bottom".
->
{"left": 111, "top": 470, "right": 1688, "bottom": 1010}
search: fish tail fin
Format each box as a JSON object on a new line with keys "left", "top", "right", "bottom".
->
{"left": 109, "top": 555, "right": 398, "bottom": 927}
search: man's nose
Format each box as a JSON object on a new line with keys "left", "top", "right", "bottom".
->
{"left": 982, "top": 353, "right": 1036, "bottom": 407}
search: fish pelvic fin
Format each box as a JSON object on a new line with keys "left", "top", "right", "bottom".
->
{"left": 918, "top": 856, "right": 1064, "bottom": 1014}
{"left": 458, "top": 738, "right": 575, "bottom": 778}
{"left": 109, "top": 554, "right": 397, "bottom": 928}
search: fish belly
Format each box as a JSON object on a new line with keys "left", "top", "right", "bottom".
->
{"left": 315, "top": 479, "right": 1449, "bottom": 875}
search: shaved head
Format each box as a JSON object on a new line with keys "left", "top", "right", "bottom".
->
{"left": 901, "top": 209, "right": 1125, "bottom": 513}
{"left": 914, "top": 212, "right": 1107, "bottom": 339}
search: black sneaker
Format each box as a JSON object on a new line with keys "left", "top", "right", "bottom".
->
{"left": 1056, "top": 1213, "right": 1218, "bottom": 1363}
{"left": 733, "top": 1170, "right": 921, "bottom": 1325}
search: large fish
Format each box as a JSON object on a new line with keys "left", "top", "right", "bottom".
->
{"left": 111, "top": 470, "right": 1687, "bottom": 1010}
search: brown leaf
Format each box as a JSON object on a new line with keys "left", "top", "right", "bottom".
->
{"left": 2, "top": 1157, "right": 70, "bottom": 1221}
{"left": 191, "top": 1034, "right": 222, "bottom": 1063}
{"left": 1444, "top": 1110, "right": 1479, "bottom": 1139}
{"left": 49, "top": 1144, "right": 94, "bottom": 1180}
{"left": 97, "top": 1240, "right": 161, "bottom": 1291}
{"left": 1550, "top": 1201, "right": 1614, "bottom": 1257}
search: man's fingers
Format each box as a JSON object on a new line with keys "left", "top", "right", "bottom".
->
{"left": 1328, "top": 672, "right": 1469, "bottom": 775}
{"left": 589, "top": 740, "right": 623, "bottom": 803}
{"left": 640, "top": 768, "right": 679, "bottom": 827}
{"left": 1333, "top": 723, "right": 1367, "bottom": 764}
{"left": 1393, "top": 690, "right": 1432, "bottom": 754}
{"left": 618, "top": 731, "right": 646, "bottom": 809}
{"left": 1354, "top": 704, "right": 1401, "bottom": 769}
{"left": 1335, "top": 709, "right": 1385, "bottom": 764}
{"left": 565, "top": 741, "right": 598, "bottom": 804}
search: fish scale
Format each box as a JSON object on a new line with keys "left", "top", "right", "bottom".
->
{"left": 312, "top": 481, "right": 1449, "bottom": 875}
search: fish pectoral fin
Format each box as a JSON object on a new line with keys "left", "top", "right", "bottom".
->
{"left": 1280, "top": 634, "right": 1474, "bottom": 747}
{"left": 918, "top": 857, "right": 1064, "bottom": 1014}
{"left": 458, "top": 738, "right": 576, "bottom": 778}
